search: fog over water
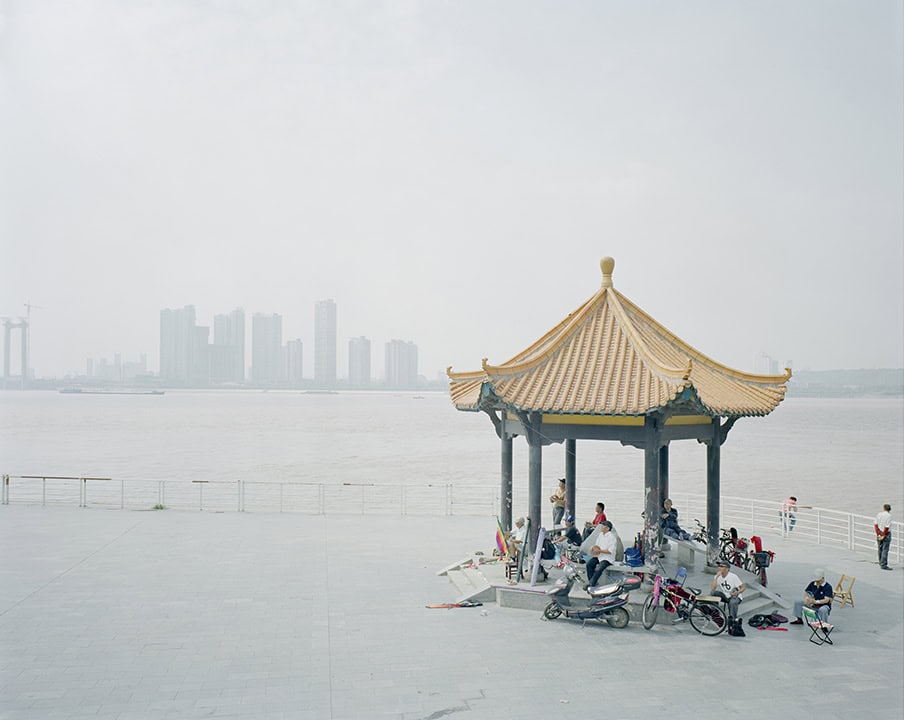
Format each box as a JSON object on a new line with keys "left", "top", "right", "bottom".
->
{"left": 1, "top": 1, "right": 902, "bottom": 380}
{"left": 2, "top": 391, "right": 901, "bottom": 519}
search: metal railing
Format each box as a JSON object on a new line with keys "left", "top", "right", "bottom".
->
{"left": 3, "top": 473, "right": 900, "bottom": 564}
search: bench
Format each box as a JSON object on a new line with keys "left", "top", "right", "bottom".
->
{"left": 665, "top": 537, "right": 704, "bottom": 568}
{"left": 605, "top": 562, "right": 657, "bottom": 578}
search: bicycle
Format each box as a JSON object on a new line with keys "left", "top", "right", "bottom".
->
{"left": 641, "top": 568, "right": 727, "bottom": 636}
{"left": 691, "top": 518, "right": 708, "bottom": 545}
{"left": 719, "top": 528, "right": 755, "bottom": 572}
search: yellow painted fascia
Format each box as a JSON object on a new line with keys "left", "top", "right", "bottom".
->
{"left": 520, "top": 413, "right": 713, "bottom": 427}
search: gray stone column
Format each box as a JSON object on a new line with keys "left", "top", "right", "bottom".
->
{"left": 501, "top": 435, "right": 513, "bottom": 531}
{"left": 528, "top": 442, "right": 542, "bottom": 552}
{"left": 706, "top": 417, "right": 721, "bottom": 567}
{"left": 643, "top": 414, "right": 661, "bottom": 561}
{"left": 565, "top": 438, "right": 576, "bottom": 519}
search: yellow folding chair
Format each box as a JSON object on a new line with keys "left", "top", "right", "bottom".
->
{"left": 833, "top": 574, "right": 855, "bottom": 608}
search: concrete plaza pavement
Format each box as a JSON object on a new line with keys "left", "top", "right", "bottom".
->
{"left": 1, "top": 505, "right": 902, "bottom": 720}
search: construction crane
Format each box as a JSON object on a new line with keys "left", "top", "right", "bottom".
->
{"left": 22, "top": 302, "right": 42, "bottom": 382}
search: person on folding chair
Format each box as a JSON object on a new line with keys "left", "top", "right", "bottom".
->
{"left": 790, "top": 569, "right": 833, "bottom": 624}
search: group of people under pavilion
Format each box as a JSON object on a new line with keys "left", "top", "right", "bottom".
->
{"left": 447, "top": 256, "right": 791, "bottom": 568}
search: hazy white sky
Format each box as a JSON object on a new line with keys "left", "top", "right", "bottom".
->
{"left": 1, "top": 0, "right": 902, "bottom": 380}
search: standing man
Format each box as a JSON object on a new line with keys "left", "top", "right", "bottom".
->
{"left": 585, "top": 521, "right": 617, "bottom": 588}
{"left": 781, "top": 496, "right": 799, "bottom": 532}
{"left": 549, "top": 478, "right": 566, "bottom": 527}
{"left": 711, "top": 560, "right": 745, "bottom": 622}
{"left": 875, "top": 504, "right": 893, "bottom": 570}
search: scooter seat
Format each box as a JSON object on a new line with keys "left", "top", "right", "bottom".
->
{"left": 588, "top": 581, "right": 621, "bottom": 596}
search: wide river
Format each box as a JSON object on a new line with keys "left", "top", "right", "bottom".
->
{"left": 1, "top": 390, "right": 901, "bottom": 518}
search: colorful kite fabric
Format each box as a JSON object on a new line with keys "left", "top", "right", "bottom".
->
{"left": 495, "top": 517, "right": 510, "bottom": 557}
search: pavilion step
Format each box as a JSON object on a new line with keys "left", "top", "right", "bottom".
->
{"left": 446, "top": 567, "right": 495, "bottom": 604}
{"left": 435, "top": 556, "right": 472, "bottom": 577}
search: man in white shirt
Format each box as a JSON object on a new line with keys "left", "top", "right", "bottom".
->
{"left": 507, "top": 517, "right": 528, "bottom": 558}
{"left": 711, "top": 560, "right": 745, "bottom": 620}
{"left": 875, "top": 504, "right": 893, "bottom": 570}
{"left": 585, "top": 521, "right": 617, "bottom": 588}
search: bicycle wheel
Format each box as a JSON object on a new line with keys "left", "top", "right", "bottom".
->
{"left": 689, "top": 602, "right": 727, "bottom": 636}
{"left": 605, "top": 607, "right": 630, "bottom": 629}
{"left": 758, "top": 566, "right": 768, "bottom": 587}
{"left": 641, "top": 594, "right": 659, "bottom": 630}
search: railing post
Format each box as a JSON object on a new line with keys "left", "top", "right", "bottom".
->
{"left": 120, "top": 478, "right": 125, "bottom": 509}
{"left": 2, "top": 474, "right": 8, "bottom": 504}
{"left": 43, "top": 477, "right": 47, "bottom": 506}
{"left": 401, "top": 485, "right": 406, "bottom": 516}
{"left": 446, "top": 483, "right": 452, "bottom": 516}
{"left": 279, "top": 483, "right": 284, "bottom": 513}
{"left": 319, "top": 483, "right": 324, "bottom": 515}
{"left": 847, "top": 513, "right": 853, "bottom": 550}
{"left": 816, "top": 508, "right": 821, "bottom": 545}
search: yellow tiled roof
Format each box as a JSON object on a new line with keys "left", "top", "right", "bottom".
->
{"left": 447, "top": 257, "right": 790, "bottom": 418}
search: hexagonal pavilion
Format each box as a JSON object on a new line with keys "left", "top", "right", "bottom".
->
{"left": 447, "top": 257, "right": 791, "bottom": 563}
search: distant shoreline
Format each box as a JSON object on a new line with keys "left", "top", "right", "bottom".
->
{"left": 3, "top": 368, "right": 902, "bottom": 397}
{"left": 786, "top": 368, "right": 903, "bottom": 398}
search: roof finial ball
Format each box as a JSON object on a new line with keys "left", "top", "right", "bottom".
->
{"left": 600, "top": 256, "right": 615, "bottom": 288}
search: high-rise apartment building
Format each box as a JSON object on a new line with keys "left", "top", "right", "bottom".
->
{"left": 285, "top": 339, "right": 304, "bottom": 386}
{"left": 211, "top": 308, "right": 245, "bottom": 384}
{"left": 314, "top": 299, "right": 337, "bottom": 388}
{"left": 348, "top": 336, "right": 371, "bottom": 388}
{"left": 251, "top": 313, "right": 283, "bottom": 386}
{"left": 384, "top": 339, "right": 418, "bottom": 389}
{"left": 160, "top": 305, "right": 197, "bottom": 384}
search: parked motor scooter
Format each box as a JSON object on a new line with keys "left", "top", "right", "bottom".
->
{"left": 541, "top": 564, "right": 641, "bottom": 628}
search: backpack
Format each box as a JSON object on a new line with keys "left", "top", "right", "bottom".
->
{"left": 768, "top": 613, "right": 789, "bottom": 624}
{"left": 624, "top": 547, "right": 643, "bottom": 567}
{"left": 728, "top": 618, "right": 746, "bottom": 637}
{"left": 540, "top": 537, "right": 556, "bottom": 560}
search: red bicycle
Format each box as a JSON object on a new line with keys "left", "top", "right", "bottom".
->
{"left": 641, "top": 568, "right": 727, "bottom": 636}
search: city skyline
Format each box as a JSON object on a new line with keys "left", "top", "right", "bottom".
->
{"left": 152, "top": 300, "right": 423, "bottom": 387}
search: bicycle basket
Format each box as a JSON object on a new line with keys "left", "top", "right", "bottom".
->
{"left": 754, "top": 551, "right": 771, "bottom": 567}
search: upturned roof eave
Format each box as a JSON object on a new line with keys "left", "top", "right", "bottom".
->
{"left": 447, "top": 257, "right": 791, "bottom": 418}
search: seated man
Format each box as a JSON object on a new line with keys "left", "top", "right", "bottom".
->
{"left": 711, "top": 560, "right": 745, "bottom": 621}
{"left": 505, "top": 517, "right": 528, "bottom": 559}
{"left": 585, "top": 521, "right": 617, "bottom": 588}
{"left": 661, "top": 498, "right": 691, "bottom": 541}
{"left": 582, "top": 502, "right": 607, "bottom": 540}
{"left": 554, "top": 515, "right": 582, "bottom": 546}
{"left": 790, "top": 569, "right": 833, "bottom": 624}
